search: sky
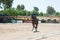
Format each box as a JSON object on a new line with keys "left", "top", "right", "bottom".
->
{"left": 0, "top": 0, "right": 60, "bottom": 13}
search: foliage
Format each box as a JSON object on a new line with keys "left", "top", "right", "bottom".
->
{"left": 55, "top": 12, "right": 60, "bottom": 16}
{"left": 20, "top": 4, "right": 25, "bottom": 10}
{"left": 18, "top": 10, "right": 31, "bottom": 16}
{"left": 33, "top": 7, "right": 39, "bottom": 16}
{"left": 47, "top": 6, "right": 56, "bottom": 16}
{"left": 39, "top": 12, "right": 43, "bottom": 16}
{"left": 18, "top": 10, "right": 26, "bottom": 16}
{"left": 17, "top": 4, "right": 25, "bottom": 10}
{"left": 0, "top": 1, "right": 60, "bottom": 17}
{"left": 2, "top": 8, "right": 19, "bottom": 16}
{"left": 0, "top": 0, "right": 14, "bottom": 9}
{"left": 16, "top": 4, "right": 21, "bottom": 10}
{"left": 26, "top": 11, "right": 31, "bottom": 16}
{"left": 33, "top": 7, "right": 39, "bottom": 12}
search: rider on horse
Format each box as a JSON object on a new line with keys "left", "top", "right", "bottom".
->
{"left": 31, "top": 12, "right": 37, "bottom": 22}
{"left": 31, "top": 12, "right": 38, "bottom": 32}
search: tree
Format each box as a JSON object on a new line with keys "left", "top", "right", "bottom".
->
{"left": 34, "top": 7, "right": 39, "bottom": 12}
{"left": 17, "top": 4, "right": 21, "bottom": 10}
{"left": 26, "top": 11, "right": 31, "bottom": 16}
{"left": 55, "top": 12, "right": 60, "bottom": 16}
{"left": 0, "top": 0, "right": 2, "bottom": 8}
{"left": 20, "top": 4, "right": 25, "bottom": 10}
{"left": 6, "top": 0, "right": 13, "bottom": 9}
{"left": 0, "top": 3, "right": 2, "bottom": 8}
{"left": 39, "top": 12, "right": 43, "bottom": 16}
{"left": 47, "top": 6, "right": 56, "bottom": 16}
{"left": 17, "top": 4, "right": 25, "bottom": 10}
{"left": 33, "top": 7, "right": 39, "bottom": 16}
{"left": 16, "top": 4, "right": 25, "bottom": 16}
{"left": 44, "top": 13, "right": 48, "bottom": 16}
{"left": 2, "top": 8, "right": 19, "bottom": 16}
{"left": 0, "top": 0, "right": 14, "bottom": 10}
{"left": 18, "top": 10, "right": 26, "bottom": 16}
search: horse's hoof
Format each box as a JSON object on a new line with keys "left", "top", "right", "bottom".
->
{"left": 37, "top": 31, "right": 40, "bottom": 32}
{"left": 34, "top": 31, "right": 37, "bottom": 33}
{"left": 42, "top": 37, "right": 47, "bottom": 39}
{"left": 33, "top": 31, "right": 36, "bottom": 33}
{"left": 33, "top": 31, "right": 40, "bottom": 33}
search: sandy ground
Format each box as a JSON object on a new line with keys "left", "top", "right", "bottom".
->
{"left": 0, "top": 23, "right": 60, "bottom": 40}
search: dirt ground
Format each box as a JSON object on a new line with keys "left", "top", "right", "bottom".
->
{"left": 0, "top": 23, "right": 60, "bottom": 40}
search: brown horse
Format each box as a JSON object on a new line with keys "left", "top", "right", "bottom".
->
{"left": 32, "top": 18, "right": 38, "bottom": 32}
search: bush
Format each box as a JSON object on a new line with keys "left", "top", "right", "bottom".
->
{"left": 41, "top": 19, "right": 46, "bottom": 23}
{"left": 2, "top": 9, "right": 19, "bottom": 16}
{"left": 47, "top": 19, "right": 52, "bottom": 23}
{"left": 52, "top": 19, "right": 59, "bottom": 23}
{"left": 0, "top": 16, "right": 15, "bottom": 23}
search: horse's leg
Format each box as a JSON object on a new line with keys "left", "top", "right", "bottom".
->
{"left": 35, "top": 24, "right": 38, "bottom": 32}
{"left": 32, "top": 24, "right": 35, "bottom": 31}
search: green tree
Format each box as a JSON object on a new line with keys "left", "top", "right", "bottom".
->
{"left": 17, "top": 4, "right": 21, "bottom": 10}
{"left": 0, "top": 0, "right": 14, "bottom": 10}
{"left": 17, "top": 4, "right": 25, "bottom": 10}
{"left": 16, "top": 4, "right": 25, "bottom": 16}
{"left": 20, "top": 4, "right": 25, "bottom": 10}
{"left": 55, "top": 12, "right": 60, "bottom": 16}
{"left": 43, "top": 13, "right": 48, "bottom": 16}
{"left": 3, "top": 8, "right": 19, "bottom": 16}
{"left": 34, "top": 7, "right": 39, "bottom": 12}
{"left": 39, "top": 12, "right": 43, "bottom": 16}
{"left": 47, "top": 6, "right": 56, "bottom": 16}
{"left": 18, "top": 10, "right": 26, "bottom": 16}
{"left": 26, "top": 11, "right": 31, "bottom": 16}
{"left": 33, "top": 7, "right": 39, "bottom": 16}
{"left": 0, "top": 0, "right": 2, "bottom": 8}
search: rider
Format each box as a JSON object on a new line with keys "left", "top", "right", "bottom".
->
{"left": 31, "top": 11, "right": 37, "bottom": 21}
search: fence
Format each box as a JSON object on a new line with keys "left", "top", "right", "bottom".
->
{"left": 0, "top": 16, "right": 60, "bottom": 23}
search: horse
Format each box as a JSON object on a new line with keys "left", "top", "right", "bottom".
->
{"left": 31, "top": 18, "right": 39, "bottom": 32}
